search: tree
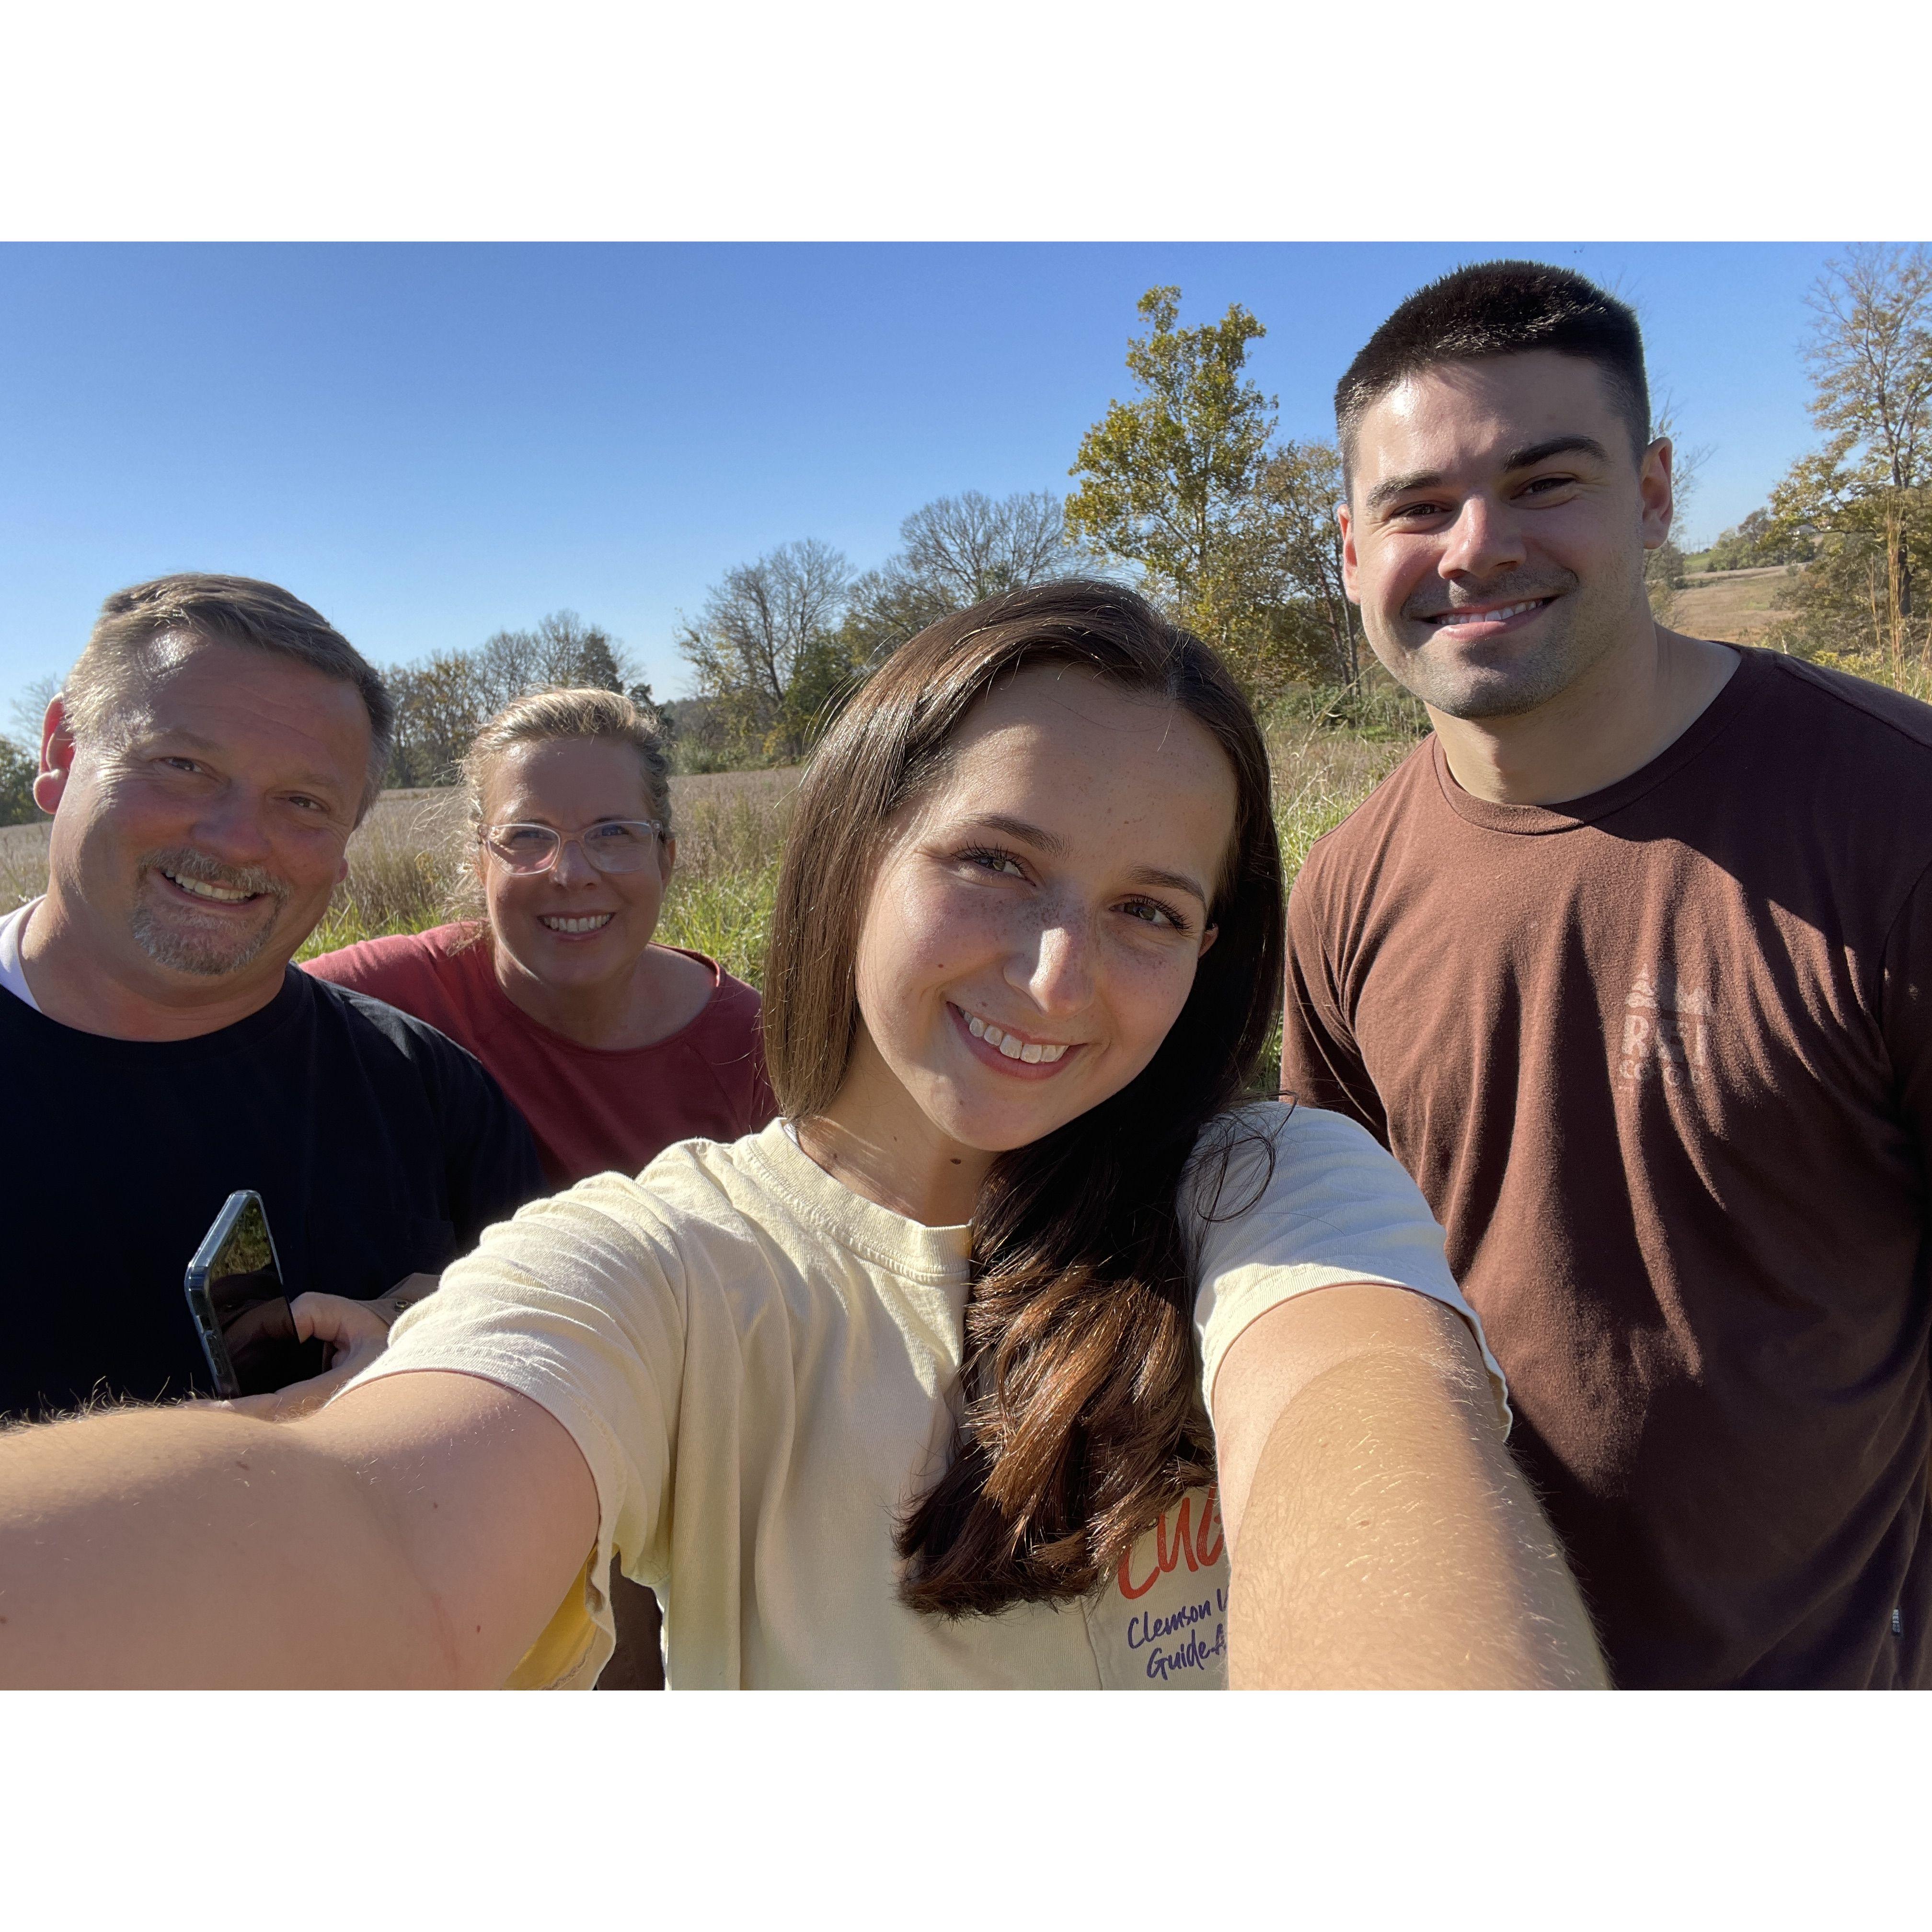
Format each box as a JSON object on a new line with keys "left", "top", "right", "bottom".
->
{"left": 1067, "top": 288, "right": 1367, "bottom": 701}
{"left": 0, "top": 735, "right": 38, "bottom": 827}
{"left": 677, "top": 539, "right": 855, "bottom": 763}
{"left": 1065, "top": 287, "right": 1277, "bottom": 645}
{"left": 474, "top": 610, "right": 627, "bottom": 713}
{"left": 6, "top": 675, "right": 59, "bottom": 748}
{"left": 1245, "top": 441, "right": 1358, "bottom": 689}
{"left": 1760, "top": 247, "right": 1932, "bottom": 671}
{"left": 386, "top": 651, "right": 490, "bottom": 787}
{"left": 1703, "top": 508, "right": 1815, "bottom": 573}
{"left": 840, "top": 489, "right": 1091, "bottom": 666}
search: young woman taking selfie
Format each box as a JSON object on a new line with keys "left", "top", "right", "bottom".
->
{"left": 0, "top": 584, "right": 1603, "bottom": 1690}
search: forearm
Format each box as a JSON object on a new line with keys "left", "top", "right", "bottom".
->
{"left": 1228, "top": 1349, "right": 1606, "bottom": 1689}
{"left": 0, "top": 1403, "right": 454, "bottom": 1688}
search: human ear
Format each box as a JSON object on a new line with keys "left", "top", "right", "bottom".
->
{"left": 32, "top": 697, "right": 75, "bottom": 815}
{"left": 1638, "top": 437, "right": 1675, "bottom": 551}
{"left": 1197, "top": 924, "right": 1219, "bottom": 959}
{"left": 1337, "top": 503, "right": 1360, "bottom": 600}
{"left": 658, "top": 833, "right": 677, "bottom": 887}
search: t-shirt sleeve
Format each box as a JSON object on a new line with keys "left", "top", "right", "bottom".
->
{"left": 342, "top": 1173, "right": 687, "bottom": 1689}
{"left": 1280, "top": 855, "right": 1390, "bottom": 1143}
{"left": 1882, "top": 858, "right": 1932, "bottom": 1189}
{"left": 1185, "top": 1102, "right": 1509, "bottom": 1430}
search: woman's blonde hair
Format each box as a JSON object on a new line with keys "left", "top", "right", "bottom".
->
{"left": 442, "top": 687, "right": 672, "bottom": 929}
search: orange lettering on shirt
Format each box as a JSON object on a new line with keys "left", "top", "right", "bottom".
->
{"left": 1118, "top": 1495, "right": 1200, "bottom": 1599}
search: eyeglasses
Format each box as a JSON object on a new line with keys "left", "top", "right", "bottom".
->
{"left": 479, "top": 819, "right": 666, "bottom": 875}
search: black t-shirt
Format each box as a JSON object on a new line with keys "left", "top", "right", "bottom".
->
{"left": 0, "top": 965, "right": 546, "bottom": 1419}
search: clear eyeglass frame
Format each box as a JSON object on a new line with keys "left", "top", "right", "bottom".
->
{"left": 478, "top": 819, "right": 666, "bottom": 875}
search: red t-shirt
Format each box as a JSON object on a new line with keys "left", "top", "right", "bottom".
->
{"left": 304, "top": 925, "right": 778, "bottom": 1189}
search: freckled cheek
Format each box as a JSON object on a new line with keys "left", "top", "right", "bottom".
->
{"left": 876, "top": 875, "right": 1015, "bottom": 982}
{"left": 1097, "top": 937, "right": 1200, "bottom": 1060}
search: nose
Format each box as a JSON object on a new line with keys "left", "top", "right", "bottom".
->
{"left": 1438, "top": 491, "right": 1525, "bottom": 583}
{"left": 549, "top": 836, "right": 599, "bottom": 887}
{"left": 189, "top": 786, "right": 275, "bottom": 867}
{"left": 1010, "top": 902, "right": 1096, "bottom": 1016}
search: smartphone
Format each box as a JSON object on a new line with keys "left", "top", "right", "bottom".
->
{"left": 183, "top": 1190, "right": 327, "bottom": 1399}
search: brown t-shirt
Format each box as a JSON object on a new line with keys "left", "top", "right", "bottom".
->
{"left": 1281, "top": 647, "right": 1932, "bottom": 1689}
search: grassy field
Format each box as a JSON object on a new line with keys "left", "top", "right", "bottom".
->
{"left": 0, "top": 730, "right": 1407, "bottom": 1014}
{"left": 1667, "top": 565, "right": 1799, "bottom": 643}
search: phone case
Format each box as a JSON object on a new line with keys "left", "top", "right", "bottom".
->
{"left": 183, "top": 1189, "right": 284, "bottom": 1402}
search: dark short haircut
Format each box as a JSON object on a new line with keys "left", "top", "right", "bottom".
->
{"left": 64, "top": 573, "right": 394, "bottom": 814}
{"left": 1334, "top": 260, "right": 1652, "bottom": 475}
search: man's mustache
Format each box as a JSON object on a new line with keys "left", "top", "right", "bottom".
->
{"left": 1403, "top": 572, "right": 1577, "bottom": 623}
{"left": 139, "top": 847, "right": 291, "bottom": 906}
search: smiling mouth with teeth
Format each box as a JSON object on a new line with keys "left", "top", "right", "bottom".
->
{"left": 160, "top": 868, "right": 260, "bottom": 905}
{"left": 961, "top": 1008, "right": 1072, "bottom": 1064}
{"left": 1425, "top": 597, "right": 1551, "bottom": 627}
{"left": 540, "top": 913, "right": 615, "bottom": 934}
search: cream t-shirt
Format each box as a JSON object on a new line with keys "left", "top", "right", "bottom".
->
{"left": 353, "top": 1102, "right": 1505, "bottom": 1690}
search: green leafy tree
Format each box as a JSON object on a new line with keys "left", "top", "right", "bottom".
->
{"left": 0, "top": 735, "right": 39, "bottom": 827}
{"left": 1065, "top": 287, "right": 1276, "bottom": 644}
{"left": 386, "top": 651, "right": 490, "bottom": 787}
{"left": 1243, "top": 440, "right": 1359, "bottom": 690}
{"left": 1702, "top": 508, "right": 1815, "bottom": 573}
{"left": 1068, "top": 288, "right": 1368, "bottom": 701}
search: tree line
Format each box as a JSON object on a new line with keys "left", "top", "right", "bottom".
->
{"left": 8, "top": 250, "right": 1929, "bottom": 825}
{"left": 678, "top": 287, "right": 1368, "bottom": 768}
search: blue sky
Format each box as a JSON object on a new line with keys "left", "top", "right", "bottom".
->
{"left": 0, "top": 242, "right": 1843, "bottom": 723}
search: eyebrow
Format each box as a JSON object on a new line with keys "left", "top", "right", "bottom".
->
{"left": 1364, "top": 434, "right": 1613, "bottom": 514}
{"left": 964, "top": 814, "right": 1210, "bottom": 907}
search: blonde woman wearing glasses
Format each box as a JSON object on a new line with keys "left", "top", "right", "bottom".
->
{"left": 307, "top": 689, "right": 776, "bottom": 1191}
{"left": 306, "top": 689, "right": 775, "bottom": 1690}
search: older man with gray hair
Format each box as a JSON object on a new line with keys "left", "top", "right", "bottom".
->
{"left": 0, "top": 573, "right": 542, "bottom": 1421}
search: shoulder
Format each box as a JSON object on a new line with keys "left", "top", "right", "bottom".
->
{"left": 1295, "top": 737, "right": 1439, "bottom": 886}
{"left": 299, "top": 971, "right": 502, "bottom": 1102}
{"left": 1186, "top": 1101, "right": 1420, "bottom": 1220}
{"left": 1746, "top": 649, "right": 1932, "bottom": 770}
{"left": 694, "top": 957, "right": 764, "bottom": 1039}
{"left": 1184, "top": 1102, "right": 1508, "bottom": 1424}
{"left": 632, "top": 1128, "right": 789, "bottom": 1242}
{"left": 1184, "top": 1100, "right": 1454, "bottom": 1289}
{"left": 303, "top": 922, "right": 483, "bottom": 991}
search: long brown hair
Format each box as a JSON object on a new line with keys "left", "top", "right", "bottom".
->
{"left": 763, "top": 580, "right": 1284, "bottom": 1617}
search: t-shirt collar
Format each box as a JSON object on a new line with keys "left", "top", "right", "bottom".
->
{"left": 746, "top": 1117, "right": 973, "bottom": 1288}
{"left": 1429, "top": 642, "right": 1758, "bottom": 836}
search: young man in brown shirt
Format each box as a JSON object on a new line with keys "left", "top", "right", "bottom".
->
{"left": 1282, "top": 261, "right": 1932, "bottom": 1688}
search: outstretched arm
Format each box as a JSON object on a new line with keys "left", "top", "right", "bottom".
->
{"left": 0, "top": 1370, "right": 597, "bottom": 1688}
{"left": 1213, "top": 1284, "right": 1606, "bottom": 1689}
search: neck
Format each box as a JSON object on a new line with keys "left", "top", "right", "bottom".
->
{"left": 490, "top": 938, "right": 702, "bottom": 1050}
{"left": 1430, "top": 623, "right": 1738, "bottom": 807}
{"left": 801, "top": 1041, "right": 993, "bottom": 1226}
{"left": 19, "top": 888, "right": 289, "bottom": 1041}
